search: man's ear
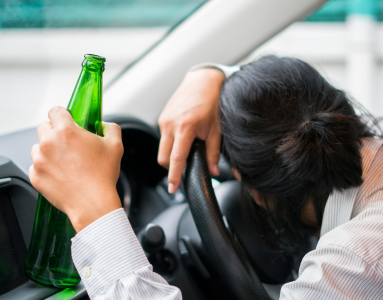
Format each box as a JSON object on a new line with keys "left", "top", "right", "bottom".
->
{"left": 231, "top": 168, "right": 241, "bottom": 182}
{"left": 231, "top": 168, "right": 266, "bottom": 208}
{"left": 249, "top": 188, "right": 266, "bottom": 208}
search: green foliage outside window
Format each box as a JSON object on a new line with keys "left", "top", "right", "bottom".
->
{"left": 306, "top": 0, "right": 383, "bottom": 22}
{"left": 0, "top": 0, "right": 207, "bottom": 28}
{"left": 1, "top": 0, "right": 383, "bottom": 29}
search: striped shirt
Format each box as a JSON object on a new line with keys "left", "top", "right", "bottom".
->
{"left": 281, "top": 137, "right": 383, "bottom": 299}
{"left": 71, "top": 209, "right": 181, "bottom": 300}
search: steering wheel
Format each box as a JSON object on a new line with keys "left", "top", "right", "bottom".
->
{"left": 183, "top": 139, "right": 271, "bottom": 300}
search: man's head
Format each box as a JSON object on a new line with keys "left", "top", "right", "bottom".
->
{"left": 220, "top": 55, "right": 374, "bottom": 253}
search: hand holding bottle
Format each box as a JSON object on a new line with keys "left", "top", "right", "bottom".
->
{"left": 25, "top": 54, "right": 111, "bottom": 287}
{"left": 29, "top": 106, "right": 123, "bottom": 233}
{"left": 158, "top": 69, "right": 225, "bottom": 193}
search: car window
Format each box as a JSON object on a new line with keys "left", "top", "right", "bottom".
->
{"left": 241, "top": 0, "right": 383, "bottom": 118}
{"left": 0, "top": 0, "right": 207, "bottom": 136}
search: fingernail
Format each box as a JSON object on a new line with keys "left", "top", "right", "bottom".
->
{"left": 168, "top": 183, "right": 175, "bottom": 194}
{"left": 212, "top": 164, "right": 220, "bottom": 176}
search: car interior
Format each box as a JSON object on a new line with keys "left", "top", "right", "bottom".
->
{"left": 0, "top": 0, "right": 328, "bottom": 299}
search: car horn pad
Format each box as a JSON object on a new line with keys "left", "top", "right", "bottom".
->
{"left": 183, "top": 139, "right": 271, "bottom": 300}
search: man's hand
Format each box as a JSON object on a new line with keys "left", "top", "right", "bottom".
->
{"left": 158, "top": 69, "right": 225, "bottom": 193}
{"left": 29, "top": 106, "right": 124, "bottom": 232}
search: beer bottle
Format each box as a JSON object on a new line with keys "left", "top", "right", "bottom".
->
{"left": 24, "top": 54, "right": 106, "bottom": 288}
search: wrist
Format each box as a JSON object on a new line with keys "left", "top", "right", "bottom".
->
{"left": 68, "top": 190, "right": 122, "bottom": 232}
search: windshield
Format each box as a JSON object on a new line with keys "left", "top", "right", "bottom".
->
{"left": 0, "top": 0, "right": 207, "bottom": 136}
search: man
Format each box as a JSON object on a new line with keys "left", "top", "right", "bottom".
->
{"left": 30, "top": 62, "right": 383, "bottom": 299}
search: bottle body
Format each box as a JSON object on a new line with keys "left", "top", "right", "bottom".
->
{"left": 25, "top": 54, "right": 105, "bottom": 288}
{"left": 24, "top": 195, "right": 80, "bottom": 287}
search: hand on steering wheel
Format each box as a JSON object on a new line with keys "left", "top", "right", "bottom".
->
{"left": 158, "top": 68, "right": 225, "bottom": 193}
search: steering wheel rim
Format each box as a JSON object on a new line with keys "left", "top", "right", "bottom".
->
{"left": 183, "top": 139, "right": 271, "bottom": 300}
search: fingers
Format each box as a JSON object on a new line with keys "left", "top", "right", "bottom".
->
{"left": 205, "top": 120, "right": 222, "bottom": 177}
{"left": 158, "top": 134, "right": 174, "bottom": 170}
{"left": 30, "top": 144, "right": 40, "bottom": 160}
{"left": 159, "top": 124, "right": 221, "bottom": 192}
{"left": 48, "top": 106, "right": 73, "bottom": 130}
{"left": 102, "top": 122, "right": 124, "bottom": 159}
{"left": 36, "top": 121, "right": 52, "bottom": 142}
{"left": 28, "top": 164, "right": 36, "bottom": 185}
{"left": 167, "top": 131, "right": 195, "bottom": 193}
{"left": 30, "top": 144, "right": 44, "bottom": 179}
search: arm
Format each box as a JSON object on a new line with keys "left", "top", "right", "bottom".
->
{"left": 280, "top": 202, "right": 383, "bottom": 300}
{"left": 72, "top": 209, "right": 181, "bottom": 300}
{"left": 158, "top": 63, "right": 239, "bottom": 193}
{"left": 280, "top": 244, "right": 383, "bottom": 300}
{"left": 29, "top": 107, "right": 182, "bottom": 299}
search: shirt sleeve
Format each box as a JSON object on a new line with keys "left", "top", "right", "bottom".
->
{"left": 188, "top": 62, "right": 240, "bottom": 79}
{"left": 71, "top": 208, "right": 182, "bottom": 300}
{"left": 280, "top": 244, "right": 383, "bottom": 300}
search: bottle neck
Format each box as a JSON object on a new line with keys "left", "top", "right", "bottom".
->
{"left": 82, "top": 60, "right": 105, "bottom": 73}
{"left": 82, "top": 54, "right": 106, "bottom": 73}
{"left": 67, "top": 58, "right": 104, "bottom": 135}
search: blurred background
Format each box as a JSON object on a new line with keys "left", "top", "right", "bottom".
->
{"left": 0, "top": 0, "right": 382, "bottom": 136}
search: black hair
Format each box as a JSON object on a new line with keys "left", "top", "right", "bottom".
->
{"left": 220, "top": 55, "right": 377, "bottom": 254}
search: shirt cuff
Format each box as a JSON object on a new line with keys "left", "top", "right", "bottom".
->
{"left": 188, "top": 62, "right": 240, "bottom": 79}
{"left": 71, "top": 208, "right": 150, "bottom": 299}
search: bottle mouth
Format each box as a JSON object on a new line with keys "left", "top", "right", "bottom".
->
{"left": 84, "top": 54, "right": 106, "bottom": 63}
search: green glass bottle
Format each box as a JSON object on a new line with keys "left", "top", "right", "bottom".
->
{"left": 24, "top": 54, "right": 106, "bottom": 288}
